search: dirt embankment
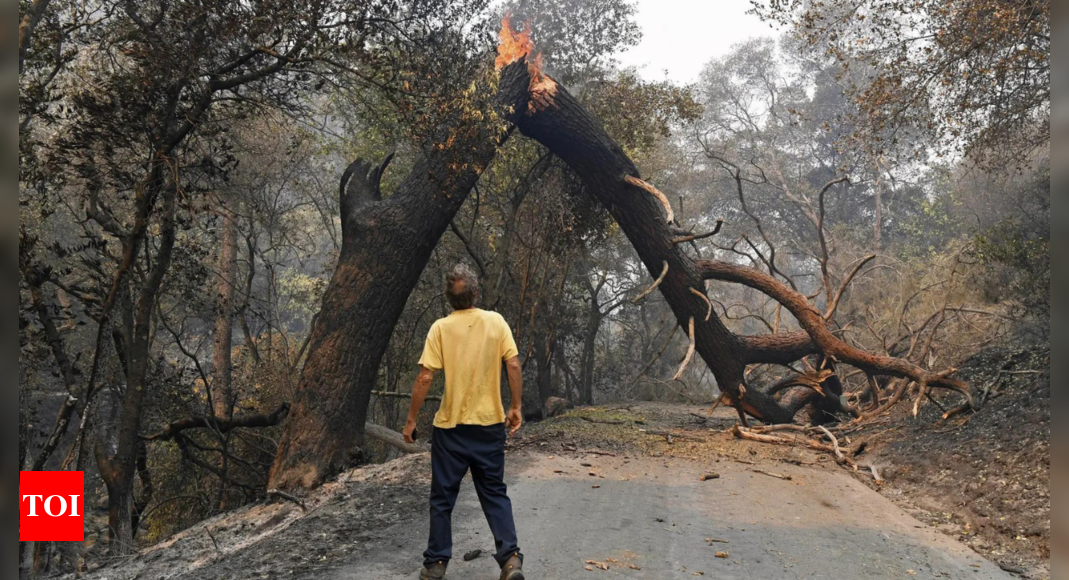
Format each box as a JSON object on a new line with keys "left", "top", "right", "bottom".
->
{"left": 862, "top": 346, "right": 1050, "bottom": 579}
{"left": 74, "top": 455, "right": 434, "bottom": 580}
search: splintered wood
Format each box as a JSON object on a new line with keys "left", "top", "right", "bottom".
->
{"left": 673, "top": 317, "right": 696, "bottom": 381}
{"left": 624, "top": 175, "right": 674, "bottom": 223}
{"left": 689, "top": 287, "right": 713, "bottom": 321}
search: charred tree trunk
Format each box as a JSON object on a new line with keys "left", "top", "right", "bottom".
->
{"left": 511, "top": 69, "right": 970, "bottom": 424}
{"left": 96, "top": 178, "right": 179, "bottom": 554}
{"left": 533, "top": 334, "right": 553, "bottom": 411}
{"left": 578, "top": 312, "right": 601, "bottom": 405}
{"left": 211, "top": 204, "right": 239, "bottom": 419}
{"left": 512, "top": 80, "right": 799, "bottom": 420}
{"left": 267, "top": 62, "right": 530, "bottom": 491}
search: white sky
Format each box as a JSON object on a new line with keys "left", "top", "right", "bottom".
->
{"left": 616, "top": 0, "right": 780, "bottom": 84}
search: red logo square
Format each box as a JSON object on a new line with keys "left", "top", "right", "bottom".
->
{"left": 20, "top": 471, "right": 85, "bottom": 541}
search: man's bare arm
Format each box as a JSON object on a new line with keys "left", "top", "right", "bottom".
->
{"left": 403, "top": 366, "right": 436, "bottom": 443}
{"left": 504, "top": 355, "right": 523, "bottom": 435}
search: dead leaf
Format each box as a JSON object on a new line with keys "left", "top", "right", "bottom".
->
{"left": 715, "top": 551, "right": 729, "bottom": 558}
{"left": 585, "top": 559, "right": 609, "bottom": 570}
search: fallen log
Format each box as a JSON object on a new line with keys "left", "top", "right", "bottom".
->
{"left": 364, "top": 423, "right": 428, "bottom": 454}
{"left": 507, "top": 25, "right": 972, "bottom": 425}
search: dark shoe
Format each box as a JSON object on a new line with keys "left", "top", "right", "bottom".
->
{"left": 499, "top": 554, "right": 524, "bottom": 580}
{"left": 420, "top": 561, "right": 447, "bottom": 580}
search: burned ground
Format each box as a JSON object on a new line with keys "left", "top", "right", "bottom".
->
{"left": 74, "top": 347, "right": 1048, "bottom": 580}
{"left": 862, "top": 346, "right": 1050, "bottom": 578}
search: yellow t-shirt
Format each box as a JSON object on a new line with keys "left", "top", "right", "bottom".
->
{"left": 418, "top": 308, "right": 519, "bottom": 429}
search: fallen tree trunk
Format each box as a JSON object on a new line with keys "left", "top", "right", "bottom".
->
{"left": 511, "top": 72, "right": 802, "bottom": 422}
{"left": 267, "top": 61, "right": 530, "bottom": 491}
{"left": 364, "top": 423, "right": 428, "bottom": 454}
{"left": 508, "top": 49, "right": 972, "bottom": 424}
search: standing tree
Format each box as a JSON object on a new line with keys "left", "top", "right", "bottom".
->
{"left": 19, "top": 0, "right": 503, "bottom": 553}
{"left": 267, "top": 56, "right": 533, "bottom": 491}
{"left": 754, "top": 0, "right": 1050, "bottom": 168}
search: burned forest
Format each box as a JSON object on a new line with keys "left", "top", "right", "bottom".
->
{"left": 19, "top": 0, "right": 1049, "bottom": 578}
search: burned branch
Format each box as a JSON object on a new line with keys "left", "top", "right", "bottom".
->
{"left": 624, "top": 175, "right": 674, "bottom": 224}
{"left": 689, "top": 288, "right": 713, "bottom": 322}
{"left": 631, "top": 261, "right": 668, "bottom": 304}
{"left": 672, "top": 218, "right": 724, "bottom": 245}
{"left": 145, "top": 403, "right": 291, "bottom": 442}
{"left": 673, "top": 317, "right": 696, "bottom": 381}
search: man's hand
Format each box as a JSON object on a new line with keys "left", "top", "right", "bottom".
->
{"left": 504, "top": 356, "right": 523, "bottom": 436}
{"left": 403, "top": 418, "right": 418, "bottom": 444}
{"left": 403, "top": 366, "right": 436, "bottom": 444}
{"left": 505, "top": 406, "right": 522, "bottom": 436}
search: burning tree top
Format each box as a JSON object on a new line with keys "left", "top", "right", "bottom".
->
{"left": 497, "top": 15, "right": 558, "bottom": 113}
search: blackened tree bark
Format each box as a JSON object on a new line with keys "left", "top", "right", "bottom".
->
{"left": 533, "top": 332, "right": 554, "bottom": 410}
{"left": 578, "top": 314, "right": 599, "bottom": 405}
{"left": 211, "top": 203, "right": 239, "bottom": 420}
{"left": 267, "top": 62, "right": 531, "bottom": 491}
{"left": 97, "top": 176, "right": 179, "bottom": 552}
{"left": 511, "top": 70, "right": 972, "bottom": 424}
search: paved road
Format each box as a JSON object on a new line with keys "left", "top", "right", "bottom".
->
{"left": 337, "top": 451, "right": 1012, "bottom": 579}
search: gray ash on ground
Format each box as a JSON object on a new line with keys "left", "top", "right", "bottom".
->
{"left": 863, "top": 346, "right": 1050, "bottom": 579}
{"left": 74, "top": 454, "right": 436, "bottom": 580}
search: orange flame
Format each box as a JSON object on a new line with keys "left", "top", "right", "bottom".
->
{"left": 495, "top": 14, "right": 535, "bottom": 71}
{"left": 495, "top": 14, "right": 557, "bottom": 112}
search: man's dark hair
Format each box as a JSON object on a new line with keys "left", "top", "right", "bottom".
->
{"left": 445, "top": 263, "right": 479, "bottom": 310}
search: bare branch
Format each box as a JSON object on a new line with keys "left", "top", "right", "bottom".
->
{"left": 624, "top": 175, "right": 674, "bottom": 223}
{"left": 689, "top": 287, "right": 713, "bottom": 322}
{"left": 144, "top": 403, "right": 290, "bottom": 442}
{"left": 816, "top": 177, "right": 850, "bottom": 308}
{"left": 825, "top": 254, "right": 877, "bottom": 320}
{"left": 631, "top": 261, "right": 668, "bottom": 304}
{"left": 672, "top": 219, "right": 724, "bottom": 245}
{"left": 672, "top": 317, "right": 696, "bottom": 381}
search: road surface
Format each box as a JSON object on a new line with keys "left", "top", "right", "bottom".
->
{"left": 336, "top": 450, "right": 1012, "bottom": 579}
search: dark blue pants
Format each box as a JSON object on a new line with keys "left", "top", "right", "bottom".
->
{"left": 424, "top": 423, "right": 521, "bottom": 569}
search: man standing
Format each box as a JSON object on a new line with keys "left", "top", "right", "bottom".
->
{"left": 403, "top": 264, "right": 525, "bottom": 580}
